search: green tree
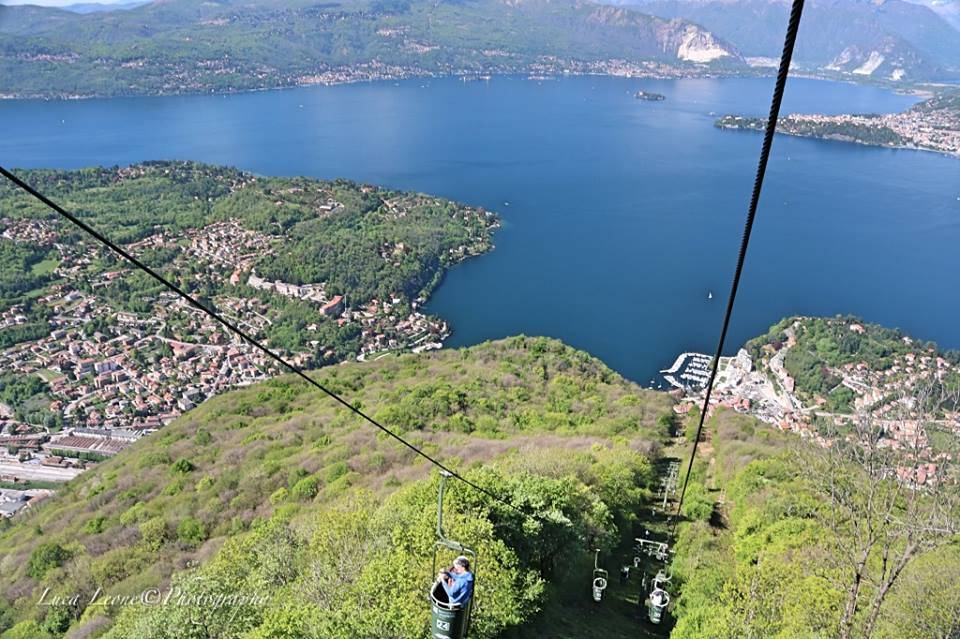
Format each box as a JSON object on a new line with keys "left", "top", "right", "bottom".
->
{"left": 139, "top": 517, "right": 168, "bottom": 553}
{"left": 26, "top": 543, "right": 71, "bottom": 580}
{"left": 176, "top": 517, "right": 207, "bottom": 548}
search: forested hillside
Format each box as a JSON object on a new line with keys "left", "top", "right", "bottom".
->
{"left": 0, "top": 336, "right": 675, "bottom": 638}
{"left": 0, "top": 323, "right": 957, "bottom": 638}
{"left": 0, "top": 0, "right": 743, "bottom": 98}
{"left": 669, "top": 406, "right": 960, "bottom": 639}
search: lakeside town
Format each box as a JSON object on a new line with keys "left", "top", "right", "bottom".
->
{"left": 716, "top": 92, "right": 960, "bottom": 157}
{"left": 0, "top": 165, "right": 499, "bottom": 509}
{"left": 1, "top": 57, "right": 749, "bottom": 101}
{"left": 666, "top": 318, "right": 960, "bottom": 487}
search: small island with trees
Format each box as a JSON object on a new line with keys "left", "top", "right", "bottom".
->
{"left": 634, "top": 90, "right": 666, "bottom": 102}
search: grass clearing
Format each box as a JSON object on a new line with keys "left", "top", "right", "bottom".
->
{"left": 30, "top": 258, "right": 59, "bottom": 276}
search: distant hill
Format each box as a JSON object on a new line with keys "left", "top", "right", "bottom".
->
{"left": 0, "top": 336, "right": 674, "bottom": 638}
{"left": 606, "top": 0, "right": 960, "bottom": 81}
{"left": 905, "top": 0, "right": 960, "bottom": 30}
{"left": 0, "top": 0, "right": 744, "bottom": 98}
{"left": 59, "top": 1, "right": 149, "bottom": 13}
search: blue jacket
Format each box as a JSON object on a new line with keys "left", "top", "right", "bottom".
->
{"left": 441, "top": 570, "right": 474, "bottom": 606}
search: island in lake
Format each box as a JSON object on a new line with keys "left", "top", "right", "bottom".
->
{"left": 635, "top": 90, "right": 666, "bottom": 101}
{"left": 715, "top": 92, "right": 960, "bottom": 157}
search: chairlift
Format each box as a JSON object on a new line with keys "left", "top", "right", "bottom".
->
{"left": 642, "top": 569, "right": 672, "bottom": 624}
{"left": 429, "top": 471, "right": 477, "bottom": 639}
{"left": 591, "top": 549, "right": 608, "bottom": 603}
{"left": 647, "top": 585, "right": 671, "bottom": 624}
{"left": 635, "top": 538, "right": 669, "bottom": 562}
{"left": 653, "top": 569, "right": 672, "bottom": 588}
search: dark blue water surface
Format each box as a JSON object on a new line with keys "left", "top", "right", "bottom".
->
{"left": 2, "top": 76, "right": 958, "bottom": 383}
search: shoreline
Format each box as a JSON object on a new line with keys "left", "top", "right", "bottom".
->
{"left": 717, "top": 117, "right": 960, "bottom": 160}
{"left": 1, "top": 67, "right": 949, "bottom": 103}
{"left": 716, "top": 90, "right": 960, "bottom": 161}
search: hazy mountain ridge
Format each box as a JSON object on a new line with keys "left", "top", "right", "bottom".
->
{"left": 604, "top": 0, "right": 960, "bottom": 81}
{"left": 58, "top": 2, "right": 149, "bottom": 14}
{"left": 905, "top": 0, "right": 960, "bottom": 29}
{"left": 0, "top": 0, "right": 743, "bottom": 98}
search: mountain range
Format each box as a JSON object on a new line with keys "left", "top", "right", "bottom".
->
{"left": 906, "top": 0, "right": 960, "bottom": 29}
{"left": 0, "top": 0, "right": 743, "bottom": 98}
{"left": 0, "top": 1, "right": 150, "bottom": 13}
{"left": 2, "top": 0, "right": 958, "bottom": 99}
{"left": 610, "top": 0, "right": 960, "bottom": 81}
{"left": 56, "top": 2, "right": 150, "bottom": 13}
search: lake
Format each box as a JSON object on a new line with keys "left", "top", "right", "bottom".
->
{"left": 2, "top": 76, "right": 958, "bottom": 384}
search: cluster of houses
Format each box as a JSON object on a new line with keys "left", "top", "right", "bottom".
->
{"left": 678, "top": 319, "right": 959, "bottom": 487}
{"left": 297, "top": 60, "right": 434, "bottom": 86}
{"left": 0, "top": 182, "right": 497, "bottom": 502}
{"left": 246, "top": 273, "right": 345, "bottom": 317}
{"left": 1, "top": 285, "right": 274, "bottom": 428}
{"left": 1, "top": 218, "right": 58, "bottom": 246}
{"left": 0, "top": 220, "right": 440, "bottom": 499}
{"left": 351, "top": 297, "right": 448, "bottom": 360}
{"left": 0, "top": 487, "right": 52, "bottom": 519}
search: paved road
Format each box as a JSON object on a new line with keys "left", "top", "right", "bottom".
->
{"left": 0, "top": 461, "right": 83, "bottom": 482}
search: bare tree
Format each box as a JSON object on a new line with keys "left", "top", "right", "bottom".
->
{"left": 874, "top": 545, "right": 960, "bottom": 639}
{"left": 804, "top": 381, "right": 960, "bottom": 639}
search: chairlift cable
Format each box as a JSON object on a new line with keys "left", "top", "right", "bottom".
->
{"left": 1, "top": 0, "right": 806, "bottom": 557}
{"left": 672, "top": 0, "right": 807, "bottom": 524}
{"left": 0, "top": 165, "right": 537, "bottom": 523}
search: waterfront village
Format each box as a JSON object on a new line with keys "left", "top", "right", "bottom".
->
{"left": 717, "top": 93, "right": 960, "bottom": 157}
{"left": 664, "top": 318, "right": 960, "bottom": 487}
{"left": 0, "top": 203, "right": 481, "bottom": 513}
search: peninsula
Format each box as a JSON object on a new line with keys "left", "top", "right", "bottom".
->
{"left": 715, "top": 92, "right": 960, "bottom": 157}
{"left": 0, "top": 162, "right": 498, "bottom": 488}
{"left": 666, "top": 315, "right": 960, "bottom": 477}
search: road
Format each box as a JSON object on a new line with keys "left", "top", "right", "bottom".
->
{"left": 0, "top": 461, "right": 83, "bottom": 482}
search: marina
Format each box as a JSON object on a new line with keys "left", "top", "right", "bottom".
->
{"left": 661, "top": 352, "right": 714, "bottom": 390}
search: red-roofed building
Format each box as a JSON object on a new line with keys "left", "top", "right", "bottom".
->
{"left": 321, "top": 295, "right": 344, "bottom": 318}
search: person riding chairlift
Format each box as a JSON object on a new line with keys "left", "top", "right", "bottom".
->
{"left": 650, "top": 587, "right": 667, "bottom": 608}
{"left": 437, "top": 556, "right": 475, "bottom": 606}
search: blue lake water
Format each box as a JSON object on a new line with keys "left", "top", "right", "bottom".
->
{"left": 2, "top": 76, "right": 958, "bottom": 384}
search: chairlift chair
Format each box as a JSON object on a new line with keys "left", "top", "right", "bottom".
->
{"left": 429, "top": 472, "right": 477, "bottom": 639}
{"left": 653, "top": 569, "right": 672, "bottom": 589}
{"left": 647, "top": 586, "right": 671, "bottom": 624}
{"left": 591, "top": 549, "right": 608, "bottom": 603}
